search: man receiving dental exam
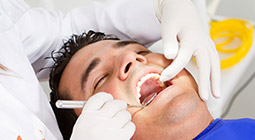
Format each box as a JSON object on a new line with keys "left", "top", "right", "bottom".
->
{"left": 49, "top": 31, "right": 255, "bottom": 140}
{"left": 0, "top": 0, "right": 220, "bottom": 139}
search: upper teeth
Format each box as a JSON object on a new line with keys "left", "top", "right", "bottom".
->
{"left": 136, "top": 73, "right": 165, "bottom": 100}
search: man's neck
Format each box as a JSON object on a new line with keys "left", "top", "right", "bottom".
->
{"left": 165, "top": 104, "right": 214, "bottom": 139}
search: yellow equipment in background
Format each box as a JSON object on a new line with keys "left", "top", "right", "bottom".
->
{"left": 210, "top": 19, "right": 254, "bottom": 69}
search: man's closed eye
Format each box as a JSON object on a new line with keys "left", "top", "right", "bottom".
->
{"left": 94, "top": 74, "right": 109, "bottom": 90}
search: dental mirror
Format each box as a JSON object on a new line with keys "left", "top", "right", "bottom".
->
{"left": 127, "top": 92, "right": 157, "bottom": 107}
{"left": 141, "top": 92, "right": 157, "bottom": 106}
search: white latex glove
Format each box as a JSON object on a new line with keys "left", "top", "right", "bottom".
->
{"left": 154, "top": 0, "right": 221, "bottom": 100}
{"left": 70, "top": 92, "right": 135, "bottom": 140}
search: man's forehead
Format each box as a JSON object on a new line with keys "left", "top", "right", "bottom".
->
{"left": 75, "top": 40, "right": 117, "bottom": 57}
{"left": 73, "top": 40, "right": 143, "bottom": 59}
{"left": 113, "top": 40, "right": 143, "bottom": 48}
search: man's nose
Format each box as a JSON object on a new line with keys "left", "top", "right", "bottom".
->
{"left": 118, "top": 51, "right": 147, "bottom": 80}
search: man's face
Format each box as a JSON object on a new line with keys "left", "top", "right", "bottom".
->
{"left": 59, "top": 40, "right": 201, "bottom": 139}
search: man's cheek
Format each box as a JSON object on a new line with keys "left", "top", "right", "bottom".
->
{"left": 98, "top": 86, "right": 117, "bottom": 98}
{"left": 146, "top": 54, "right": 172, "bottom": 68}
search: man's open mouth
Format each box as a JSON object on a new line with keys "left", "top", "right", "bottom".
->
{"left": 136, "top": 73, "right": 172, "bottom": 105}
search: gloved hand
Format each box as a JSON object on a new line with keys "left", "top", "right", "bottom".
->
{"left": 70, "top": 92, "right": 135, "bottom": 140}
{"left": 154, "top": 0, "right": 221, "bottom": 100}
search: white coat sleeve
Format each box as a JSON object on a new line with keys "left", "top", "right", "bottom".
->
{"left": 16, "top": 0, "right": 161, "bottom": 80}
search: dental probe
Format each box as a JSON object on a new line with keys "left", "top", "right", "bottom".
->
{"left": 56, "top": 100, "right": 146, "bottom": 109}
{"left": 56, "top": 93, "right": 157, "bottom": 109}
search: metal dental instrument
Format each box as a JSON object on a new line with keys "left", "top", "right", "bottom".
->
{"left": 141, "top": 92, "right": 157, "bottom": 106}
{"left": 56, "top": 93, "right": 157, "bottom": 109}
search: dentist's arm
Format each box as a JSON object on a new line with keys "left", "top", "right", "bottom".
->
{"left": 155, "top": 0, "right": 221, "bottom": 100}
{"left": 70, "top": 92, "right": 135, "bottom": 140}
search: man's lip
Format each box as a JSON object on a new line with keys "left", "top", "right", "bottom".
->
{"left": 131, "top": 67, "right": 163, "bottom": 104}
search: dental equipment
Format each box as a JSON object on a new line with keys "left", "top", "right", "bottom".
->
{"left": 56, "top": 93, "right": 157, "bottom": 109}
{"left": 210, "top": 19, "right": 254, "bottom": 69}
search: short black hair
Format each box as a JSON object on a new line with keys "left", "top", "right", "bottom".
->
{"left": 49, "top": 30, "right": 120, "bottom": 140}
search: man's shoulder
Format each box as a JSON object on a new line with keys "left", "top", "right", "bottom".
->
{"left": 194, "top": 118, "right": 255, "bottom": 139}
{"left": 215, "top": 118, "right": 255, "bottom": 137}
{"left": 220, "top": 118, "right": 255, "bottom": 126}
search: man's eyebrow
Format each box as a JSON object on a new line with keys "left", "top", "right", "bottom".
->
{"left": 81, "top": 58, "right": 101, "bottom": 92}
{"left": 113, "top": 40, "right": 141, "bottom": 49}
